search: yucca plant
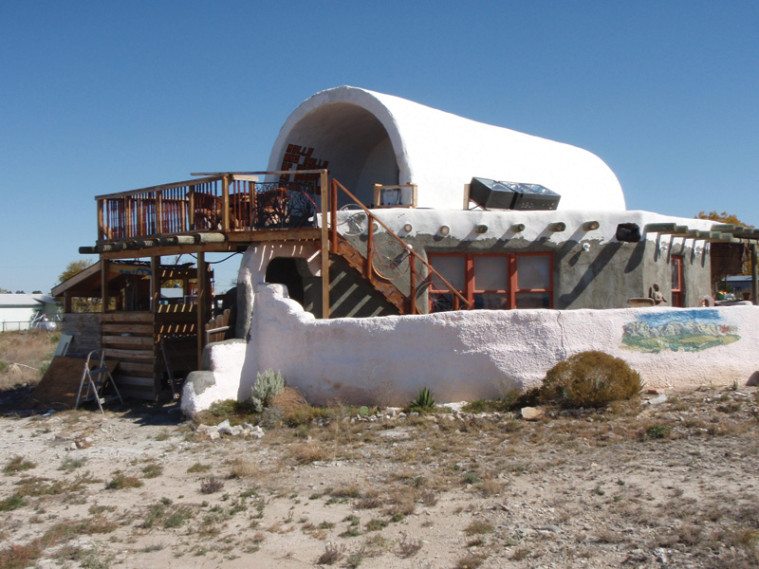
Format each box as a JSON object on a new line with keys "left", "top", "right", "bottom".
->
{"left": 407, "top": 387, "right": 436, "bottom": 413}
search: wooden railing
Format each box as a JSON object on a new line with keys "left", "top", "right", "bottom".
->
{"left": 329, "top": 179, "right": 471, "bottom": 314}
{"left": 96, "top": 171, "right": 324, "bottom": 242}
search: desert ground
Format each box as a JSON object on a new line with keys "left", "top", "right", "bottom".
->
{"left": 1, "top": 386, "right": 758, "bottom": 569}
{"left": 1, "top": 331, "right": 758, "bottom": 569}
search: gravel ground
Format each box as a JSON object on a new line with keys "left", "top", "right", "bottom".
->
{"left": 0, "top": 384, "right": 758, "bottom": 569}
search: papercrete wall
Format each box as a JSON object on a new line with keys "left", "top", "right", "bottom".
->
{"left": 181, "top": 285, "right": 759, "bottom": 416}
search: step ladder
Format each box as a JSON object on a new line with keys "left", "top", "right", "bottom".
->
{"left": 75, "top": 351, "right": 124, "bottom": 413}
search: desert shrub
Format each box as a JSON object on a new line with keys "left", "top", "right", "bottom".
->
{"left": 540, "top": 351, "right": 641, "bottom": 408}
{"left": 250, "top": 370, "right": 285, "bottom": 413}
{"left": 407, "top": 387, "right": 435, "bottom": 413}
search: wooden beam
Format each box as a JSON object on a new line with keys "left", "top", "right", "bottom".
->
{"left": 644, "top": 223, "right": 677, "bottom": 233}
{"left": 100, "top": 242, "right": 236, "bottom": 260}
{"left": 196, "top": 252, "right": 207, "bottom": 369}
{"left": 226, "top": 228, "right": 321, "bottom": 243}
{"left": 222, "top": 175, "right": 230, "bottom": 233}
{"left": 150, "top": 256, "right": 160, "bottom": 313}
{"left": 63, "top": 292, "right": 72, "bottom": 314}
{"left": 195, "top": 232, "right": 226, "bottom": 243}
{"left": 320, "top": 170, "right": 330, "bottom": 319}
{"left": 101, "top": 258, "right": 109, "bottom": 313}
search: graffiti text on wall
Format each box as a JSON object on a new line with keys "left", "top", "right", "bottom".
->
{"left": 622, "top": 310, "right": 740, "bottom": 353}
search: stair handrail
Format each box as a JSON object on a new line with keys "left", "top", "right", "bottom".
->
{"left": 329, "top": 179, "right": 471, "bottom": 312}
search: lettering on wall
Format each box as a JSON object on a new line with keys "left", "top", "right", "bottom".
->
{"left": 621, "top": 309, "right": 740, "bottom": 353}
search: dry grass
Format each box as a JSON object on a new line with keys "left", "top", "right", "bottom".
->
{"left": 0, "top": 515, "right": 116, "bottom": 569}
{"left": 3, "top": 455, "right": 36, "bottom": 475}
{"left": 290, "top": 442, "right": 329, "bottom": 464}
{"left": 228, "top": 459, "right": 260, "bottom": 479}
{"left": 0, "top": 330, "right": 58, "bottom": 390}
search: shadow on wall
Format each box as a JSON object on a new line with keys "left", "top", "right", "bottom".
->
{"left": 557, "top": 242, "right": 624, "bottom": 307}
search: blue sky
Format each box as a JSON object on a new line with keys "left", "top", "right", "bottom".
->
{"left": 1, "top": 1, "right": 757, "bottom": 292}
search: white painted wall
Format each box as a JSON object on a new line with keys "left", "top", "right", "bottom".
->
{"left": 182, "top": 284, "right": 759, "bottom": 417}
{"left": 268, "top": 86, "right": 626, "bottom": 212}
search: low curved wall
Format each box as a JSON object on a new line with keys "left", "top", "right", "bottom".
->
{"left": 182, "top": 285, "right": 759, "bottom": 415}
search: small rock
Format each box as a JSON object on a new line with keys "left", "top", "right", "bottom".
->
{"left": 645, "top": 394, "right": 668, "bottom": 406}
{"left": 520, "top": 407, "right": 545, "bottom": 421}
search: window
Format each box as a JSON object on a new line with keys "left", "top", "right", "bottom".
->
{"left": 428, "top": 252, "right": 553, "bottom": 312}
{"left": 671, "top": 255, "right": 685, "bottom": 307}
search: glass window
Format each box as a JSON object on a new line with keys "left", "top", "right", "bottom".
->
{"left": 473, "top": 256, "right": 508, "bottom": 291}
{"left": 516, "top": 292, "right": 552, "bottom": 309}
{"left": 473, "top": 292, "right": 510, "bottom": 310}
{"left": 517, "top": 255, "right": 551, "bottom": 290}
{"left": 430, "top": 255, "right": 466, "bottom": 291}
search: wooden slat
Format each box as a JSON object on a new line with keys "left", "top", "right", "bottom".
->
{"left": 115, "top": 375, "right": 154, "bottom": 387}
{"left": 102, "top": 335, "right": 154, "bottom": 348}
{"left": 101, "top": 312, "right": 153, "bottom": 323}
{"left": 119, "top": 361, "right": 155, "bottom": 375}
{"left": 102, "top": 323, "right": 154, "bottom": 335}
{"left": 156, "top": 303, "right": 197, "bottom": 314}
{"left": 103, "top": 348, "right": 154, "bottom": 360}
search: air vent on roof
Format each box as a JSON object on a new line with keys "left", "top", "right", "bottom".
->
{"left": 469, "top": 178, "right": 560, "bottom": 211}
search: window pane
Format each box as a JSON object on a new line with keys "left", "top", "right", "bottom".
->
{"left": 516, "top": 292, "right": 551, "bottom": 309}
{"left": 430, "top": 256, "right": 465, "bottom": 291}
{"left": 473, "top": 292, "right": 510, "bottom": 310}
{"left": 517, "top": 255, "right": 551, "bottom": 290}
{"left": 430, "top": 293, "right": 454, "bottom": 313}
{"left": 473, "top": 256, "right": 508, "bottom": 291}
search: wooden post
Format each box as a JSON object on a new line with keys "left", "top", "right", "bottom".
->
{"left": 156, "top": 191, "right": 164, "bottom": 235}
{"left": 196, "top": 252, "right": 207, "bottom": 369}
{"left": 752, "top": 243, "right": 758, "bottom": 306}
{"left": 97, "top": 199, "right": 105, "bottom": 241}
{"left": 320, "top": 170, "right": 330, "bottom": 319}
{"left": 366, "top": 217, "right": 374, "bottom": 281}
{"left": 150, "top": 256, "right": 160, "bottom": 313}
{"left": 63, "top": 292, "right": 72, "bottom": 314}
{"left": 101, "top": 258, "right": 109, "bottom": 313}
{"left": 330, "top": 180, "right": 339, "bottom": 251}
{"left": 188, "top": 186, "right": 195, "bottom": 231}
{"left": 409, "top": 253, "right": 417, "bottom": 314}
{"left": 463, "top": 183, "right": 471, "bottom": 210}
{"left": 221, "top": 175, "right": 230, "bottom": 233}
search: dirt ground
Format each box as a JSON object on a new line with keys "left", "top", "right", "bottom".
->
{"left": 0, "top": 384, "right": 758, "bottom": 569}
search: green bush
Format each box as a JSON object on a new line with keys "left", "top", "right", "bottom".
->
{"left": 407, "top": 387, "right": 436, "bottom": 413}
{"left": 250, "top": 370, "right": 285, "bottom": 413}
{"left": 540, "top": 351, "right": 642, "bottom": 408}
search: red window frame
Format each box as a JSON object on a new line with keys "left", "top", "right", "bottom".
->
{"left": 428, "top": 252, "right": 554, "bottom": 311}
{"left": 671, "top": 255, "right": 685, "bottom": 307}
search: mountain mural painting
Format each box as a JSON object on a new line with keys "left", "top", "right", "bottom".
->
{"left": 622, "top": 309, "right": 740, "bottom": 353}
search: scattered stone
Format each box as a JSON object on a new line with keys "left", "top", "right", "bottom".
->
{"left": 520, "top": 406, "right": 545, "bottom": 421}
{"left": 242, "top": 423, "right": 265, "bottom": 439}
{"left": 196, "top": 424, "right": 221, "bottom": 440}
{"left": 645, "top": 394, "right": 668, "bottom": 406}
{"left": 74, "top": 436, "right": 93, "bottom": 449}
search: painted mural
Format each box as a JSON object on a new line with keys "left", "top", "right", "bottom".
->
{"left": 622, "top": 309, "right": 740, "bottom": 353}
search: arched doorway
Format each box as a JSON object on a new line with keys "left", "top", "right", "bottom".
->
{"left": 265, "top": 258, "right": 307, "bottom": 306}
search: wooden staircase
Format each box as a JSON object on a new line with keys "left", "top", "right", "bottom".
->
{"left": 332, "top": 235, "right": 409, "bottom": 313}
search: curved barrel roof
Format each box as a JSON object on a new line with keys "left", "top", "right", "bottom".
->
{"left": 268, "top": 86, "right": 626, "bottom": 211}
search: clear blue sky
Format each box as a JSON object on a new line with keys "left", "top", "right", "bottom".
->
{"left": 1, "top": 1, "right": 757, "bottom": 293}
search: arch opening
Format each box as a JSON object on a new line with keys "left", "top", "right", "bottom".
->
{"left": 273, "top": 102, "right": 399, "bottom": 206}
{"left": 264, "top": 257, "right": 310, "bottom": 306}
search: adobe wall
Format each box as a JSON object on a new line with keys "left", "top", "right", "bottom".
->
{"left": 181, "top": 284, "right": 759, "bottom": 417}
